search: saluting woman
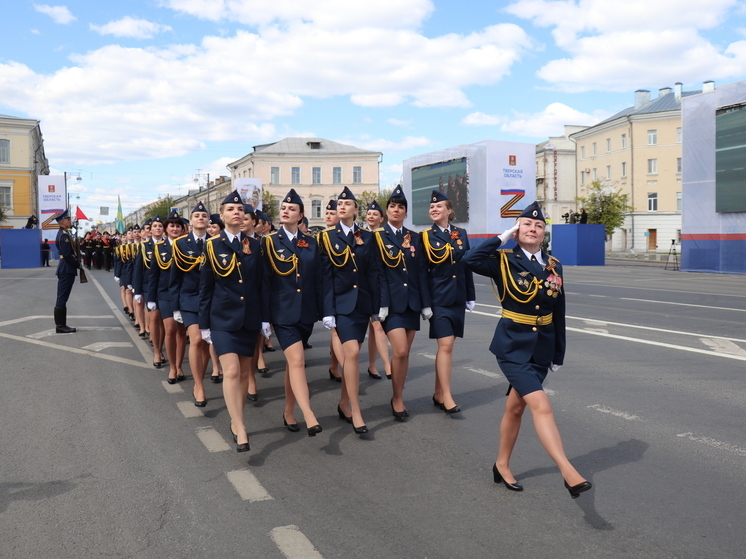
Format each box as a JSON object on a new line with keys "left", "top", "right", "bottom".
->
{"left": 421, "top": 190, "right": 475, "bottom": 414}
{"left": 463, "top": 202, "right": 591, "bottom": 498}
{"left": 262, "top": 189, "right": 328, "bottom": 436}
{"left": 364, "top": 200, "right": 392, "bottom": 381}
{"left": 199, "top": 191, "right": 270, "bottom": 452}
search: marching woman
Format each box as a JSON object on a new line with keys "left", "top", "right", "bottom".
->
{"left": 118, "top": 227, "right": 136, "bottom": 320}
{"left": 170, "top": 202, "right": 210, "bottom": 406}
{"left": 131, "top": 224, "right": 147, "bottom": 336}
{"left": 463, "top": 203, "right": 591, "bottom": 498}
{"left": 141, "top": 216, "right": 166, "bottom": 368}
{"left": 131, "top": 218, "right": 152, "bottom": 339}
{"left": 364, "top": 200, "right": 391, "bottom": 381}
{"left": 262, "top": 189, "right": 329, "bottom": 436}
{"left": 421, "top": 190, "right": 475, "bottom": 414}
{"left": 373, "top": 186, "right": 430, "bottom": 419}
{"left": 205, "top": 214, "right": 225, "bottom": 383}
{"left": 148, "top": 210, "right": 187, "bottom": 383}
{"left": 323, "top": 199, "right": 343, "bottom": 383}
{"left": 239, "top": 203, "right": 265, "bottom": 398}
{"left": 318, "top": 187, "right": 380, "bottom": 435}
{"left": 199, "top": 191, "right": 269, "bottom": 452}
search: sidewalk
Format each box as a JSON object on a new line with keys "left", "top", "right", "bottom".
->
{"left": 605, "top": 250, "right": 680, "bottom": 268}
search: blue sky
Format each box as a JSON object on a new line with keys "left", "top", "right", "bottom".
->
{"left": 2, "top": 0, "right": 745, "bottom": 222}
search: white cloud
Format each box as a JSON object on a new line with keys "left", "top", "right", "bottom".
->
{"left": 499, "top": 102, "right": 608, "bottom": 138}
{"left": 345, "top": 136, "right": 432, "bottom": 152}
{"left": 34, "top": 4, "right": 76, "bottom": 25}
{"left": 386, "top": 118, "right": 412, "bottom": 127}
{"left": 31, "top": 29, "right": 41, "bottom": 35}
{"left": 461, "top": 112, "right": 506, "bottom": 126}
{"left": 506, "top": 0, "right": 746, "bottom": 91}
{"left": 90, "top": 17, "right": 173, "bottom": 39}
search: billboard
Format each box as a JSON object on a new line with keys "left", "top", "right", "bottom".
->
{"left": 234, "top": 178, "right": 262, "bottom": 210}
{"left": 715, "top": 103, "right": 746, "bottom": 212}
{"left": 37, "top": 175, "right": 66, "bottom": 231}
{"left": 411, "top": 157, "right": 468, "bottom": 225}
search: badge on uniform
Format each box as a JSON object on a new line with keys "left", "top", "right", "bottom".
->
{"left": 402, "top": 233, "right": 411, "bottom": 248}
{"left": 297, "top": 239, "right": 309, "bottom": 248}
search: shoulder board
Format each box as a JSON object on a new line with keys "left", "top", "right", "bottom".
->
{"left": 207, "top": 234, "right": 221, "bottom": 241}
{"left": 267, "top": 231, "right": 278, "bottom": 236}
{"left": 155, "top": 240, "right": 165, "bottom": 245}
{"left": 548, "top": 255, "right": 560, "bottom": 265}
{"left": 322, "top": 226, "right": 336, "bottom": 232}
{"left": 499, "top": 248, "right": 513, "bottom": 253}
{"left": 175, "top": 234, "right": 189, "bottom": 242}
{"left": 373, "top": 227, "right": 385, "bottom": 232}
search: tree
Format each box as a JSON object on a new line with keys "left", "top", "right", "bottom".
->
{"left": 356, "top": 187, "right": 394, "bottom": 221}
{"left": 0, "top": 205, "right": 7, "bottom": 225}
{"left": 576, "top": 181, "right": 632, "bottom": 237}
{"left": 261, "top": 190, "right": 278, "bottom": 223}
{"left": 144, "top": 196, "right": 174, "bottom": 221}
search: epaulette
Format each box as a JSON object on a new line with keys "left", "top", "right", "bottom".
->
{"left": 175, "top": 234, "right": 189, "bottom": 242}
{"left": 322, "top": 226, "right": 336, "bottom": 232}
{"left": 373, "top": 227, "right": 385, "bottom": 232}
{"left": 207, "top": 234, "right": 221, "bottom": 241}
{"left": 267, "top": 231, "right": 278, "bottom": 236}
{"left": 548, "top": 255, "right": 560, "bottom": 265}
{"left": 499, "top": 248, "right": 513, "bottom": 253}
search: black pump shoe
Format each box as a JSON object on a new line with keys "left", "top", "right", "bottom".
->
{"left": 283, "top": 415, "right": 300, "bottom": 432}
{"left": 391, "top": 399, "right": 406, "bottom": 422}
{"left": 329, "top": 368, "right": 342, "bottom": 382}
{"left": 337, "top": 404, "right": 352, "bottom": 424}
{"left": 443, "top": 404, "right": 461, "bottom": 414}
{"left": 493, "top": 464, "right": 523, "bottom": 492}
{"left": 367, "top": 368, "right": 382, "bottom": 380}
{"left": 353, "top": 423, "right": 368, "bottom": 435}
{"left": 307, "top": 425, "right": 323, "bottom": 437}
{"left": 564, "top": 480, "right": 592, "bottom": 499}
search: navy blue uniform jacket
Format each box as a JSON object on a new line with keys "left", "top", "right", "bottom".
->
{"left": 169, "top": 233, "right": 205, "bottom": 313}
{"left": 421, "top": 225, "right": 475, "bottom": 306}
{"left": 318, "top": 224, "right": 380, "bottom": 317}
{"left": 55, "top": 228, "right": 79, "bottom": 276}
{"left": 132, "top": 239, "right": 155, "bottom": 297}
{"left": 147, "top": 239, "right": 174, "bottom": 304}
{"left": 463, "top": 236, "right": 566, "bottom": 366}
{"left": 261, "top": 229, "right": 329, "bottom": 325}
{"left": 374, "top": 224, "right": 430, "bottom": 312}
{"left": 198, "top": 233, "right": 269, "bottom": 331}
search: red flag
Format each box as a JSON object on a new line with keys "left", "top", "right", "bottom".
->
{"left": 75, "top": 207, "right": 89, "bottom": 220}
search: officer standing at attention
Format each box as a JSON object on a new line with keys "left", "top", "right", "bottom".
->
{"left": 53, "top": 209, "right": 79, "bottom": 333}
{"left": 463, "top": 202, "right": 591, "bottom": 499}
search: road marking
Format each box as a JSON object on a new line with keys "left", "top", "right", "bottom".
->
{"left": 569, "top": 281, "right": 746, "bottom": 299}
{"left": 699, "top": 338, "right": 746, "bottom": 356}
{"left": 588, "top": 294, "right": 607, "bottom": 297}
{"left": 418, "top": 352, "right": 437, "bottom": 360}
{"left": 270, "top": 525, "right": 324, "bottom": 559}
{"left": 195, "top": 427, "right": 231, "bottom": 452}
{"left": 464, "top": 366, "right": 502, "bottom": 380}
{"left": 28, "top": 326, "right": 121, "bottom": 339}
{"left": 162, "top": 380, "right": 183, "bottom": 393}
{"left": 584, "top": 328, "right": 609, "bottom": 334}
{"left": 176, "top": 401, "right": 204, "bottom": 418}
{"left": 676, "top": 433, "right": 746, "bottom": 458}
{"left": 621, "top": 297, "right": 745, "bottom": 313}
{"left": 226, "top": 470, "right": 273, "bottom": 502}
{"left": 588, "top": 404, "right": 644, "bottom": 421}
{"left": 81, "top": 341, "right": 133, "bottom": 352}
{"left": 0, "top": 315, "right": 113, "bottom": 327}
{"left": 0, "top": 331, "right": 153, "bottom": 369}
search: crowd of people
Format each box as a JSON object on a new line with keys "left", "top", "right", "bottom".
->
{"left": 50, "top": 186, "right": 591, "bottom": 499}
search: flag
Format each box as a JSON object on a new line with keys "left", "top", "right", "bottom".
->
{"left": 75, "top": 206, "right": 89, "bottom": 220}
{"left": 115, "top": 195, "right": 125, "bottom": 234}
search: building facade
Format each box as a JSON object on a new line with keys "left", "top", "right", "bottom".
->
{"left": 0, "top": 114, "right": 49, "bottom": 229}
{"left": 570, "top": 83, "right": 711, "bottom": 252}
{"left": 228, "top": 137, "right": 382, "bottom": 227}
{"left": 535, "top": 125, "right": 584, "bottom": 225}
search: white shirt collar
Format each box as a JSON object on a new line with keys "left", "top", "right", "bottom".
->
{"left": 225, "top": 230, "right": 240, "bottom": 243}
{"left": 281, "top": 226, "right": 296, "bottom": 241}
{"left": 520, "top": 247, "right": 545, "bottom": 267}
{"left": 340, "top": 222, "right": 354, "bottom": 235}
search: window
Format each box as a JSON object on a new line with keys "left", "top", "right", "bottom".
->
{"left": 677, "top": 157, "right": 682, "bottom": 173}
{"left": 311, "top": 199, "right": 322, "bottom": 218}
{"left": 606, "top": 138, "right": 611, "bottom": 152}
{"left": 647, "top": 158, "right": 657, "bottom": 174}
{"left": 591, "top": 168, "right": 597, "bottom": 181}
{"left": 677, "top": 127, "right": 682, "bottom": 143}
{"left": 676, "top": 191, "right": 682, "bottom": 212}
{"left": 332, "top": 167, "right": 342, "bottom": 184}
{"left": 648, "top": 129, "right": 657, "bottom": 145}
{"left": 0, "top": 185, "right": 10, "bottom": 207}
{"left": 580, "top": 170, "right": 585, "bottom": 185}
{"left": 312, "top": 167, "right": 321, "bottom": 184}
{"left": 621, "top": 161, "right": 628, "bottom": 177}
{"left": 291, "top": 167, "right": 300, "bottom": 185}
{"left": 307, "top": 141, "right": 321, "bottom": 149}
{"left": 621, "top": 134, "right": 627, "bottom": 149}
{"left": 270, "top": 167, "right": 280, "bottom": 184}
{"left": 606, "top": 165, "right": 611, "bottom": 179}
{"left": 648, "top": 192, "right": 658, "bottom": 212}
{"left": 0, "top": 139, "right": 9, "bottom": 164}
{"left": 580, "top": 146, "right": 586, "bottom": 159}
{"left": 592, "top": 142, "right": 597, "bottom": 155}
{"left": 353, "top": 166, "right": 362, "bottom": 184}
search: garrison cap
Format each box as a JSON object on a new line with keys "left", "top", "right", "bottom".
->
{"left": 518, "top": 201, "right": 545, "bottom": 222}
{"left": 283, "top": 188, "right": 303, "bottom": 206}
{"left": 143, "top": 218, "right": 153, "bottom": 226}
{"left": 209, "top": 213, "right": 223, "bottom": 226}
{"left": 367, "top": 200, "right": 383, "bottom": 214}
{"left": 430, "top": 190, "right": 449, "bottom": 203}
{"left": 221, "top": 189, "right": 242, "bottom": 205}
{"left": 192, "top": 201, "right": 208, "bottom": 214}
{"left": 167, "top": 209, "right": 180, "bottom": 220}
{"left": 326, "top": 199, "right": 337, "bottom": 211}
{"left": 256, "top": 209, "right": 270, "bottom": 222}
{"left": 54, "top": 209, "right": 70, "bottom": 222}
{"left": 151, "top": 215, "right": 163, "bottom": 223}
{"left": 387, "top": 184, "right": 407, "bottom": 209}
{"left": 244, "top": 204, "right": 254, "bottom": 214}
{"left": 338, "top": 186, "right": 357, "bottom": 203}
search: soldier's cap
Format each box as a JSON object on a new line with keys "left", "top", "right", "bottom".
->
{"left": 300, "top": 216, "right": 309, "bottom": 226}
{"left": 338, "top": 186, "right": 357, "bottom": 203}
{"left": 244, "top": 204, "right": 255, "bottom": 214}
{"left": 208, "top": 213, "right": 223, "bottom": 226}
{"left": 326, "top": 199, "right": 337, "bottom": 211}
{"left": 221, "top": 189, "right": 242, "bottom": 205}
{"left": 518, "top": 201, "right": 545, "bottom": 222}
{"left": 54, "top": 209, "right": 70, "bottom": 222}
{"left": 143, "top": 218, "right": 153, "bottom": 226}
{"left": 387, "top": 184, "right": 408, "bottom": 209}
{"left": 367, "top": 200, "right": 383, "bottom": 214}
{"left": 283, "top": 188, "right": 303, "bottom": 207}
{"left": 181, "top": 217, "right": 190, "bottom": 227}
{"left": 256, "top": 209, "right": 270, "bottom": 223}
{"left": 192, "top": 201, "right": 208, "bottom": 214}
{"left": 151, "top": 215, "right": 163, "bottom": 223}
{"left": 132, "top": 223, "right": 141, "bottom": 231}
{"left": 430, "top": 190, "right": 449, "bottom": 203}
{"left": 167, "top": 209, "right": 181, "bottom": 220}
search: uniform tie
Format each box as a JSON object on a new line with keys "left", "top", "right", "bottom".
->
{"left": 395, "top": 229, "right": 403, "bottom": 242}
{"left": 197, "top": 238, "right": 204, "bottom": 250}
{"left": 231, "top": 235, "right": 240, "bottom": 250}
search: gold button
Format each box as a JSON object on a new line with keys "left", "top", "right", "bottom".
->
{"left": 403, "top": 268, "right": 407, "bottom": 272}
{"left": 535, "top": 305, "right": 540, "bottom": 310}
{"left": 538, "top": 285, "right": 542, "bottom": 289}
{"left": 353, "top": 269, "right": 357, "bottom": 272}
{"left": 296, "top": 289, "right": 301, "bottom": 292}
{"left": 353, "top": 285, "right": 357, "bottom": 288}
{"left": 403, "top": 283, "right": 407, "bottom": 286}
{"left": 532, "top": 327, "right": 537, "bottom": 332}
{"left": 239, "top": 280, "right": 243, "bottom": 283}
{"left": 297, "top": 273, "right": 301, "bottom": 277}
{"left": 240, "top": 296, "right": 244, "bottom": 300}
{"left": 237, "top": 262, "right": 241, "bottom": 266}
{"left": 452, "top": 275, "right": 456, "bottom": 278}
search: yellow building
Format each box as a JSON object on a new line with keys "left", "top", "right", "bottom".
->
{"left": 0, "top": 113, "right": 49, "bottom": 229}
{"left": 570, "top": 82, "right": 712, "bottom": 252}
{"left": 228, "top": 137, "right": 382, "bottom": 227}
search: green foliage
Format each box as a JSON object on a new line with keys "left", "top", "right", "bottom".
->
{"left": 0, "top": 204, "right": 7, "bottom": 224}
{"left": 576, "top": 181, "right": 632, "bottom": 237}
{"left": 262, "top": 190, "right": 278, "bottom": 223}
{"left": 144, "top": 196, "right": 174, "bottom": 221}
{"left": 356, "top": 187, "right": 394, "bottom": 221}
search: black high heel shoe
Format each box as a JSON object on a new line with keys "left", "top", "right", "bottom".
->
{"left": 367, "top": 368, "right": 382, "bottom": 379}
{"left": 307, "top": 425, "right": 323, "bottom": 437}
{"left": 329, "top": 368, "right": 342, "bottom": 382}
{"left": 443, "top": 403, "right": 461, "bottom": 414}
{"left": 230, "top": 423, "right": 250, "bottom": 452}
{"left": 337, "top": 404, "right": 352, "bottom": 424}
{"left": 492, "top": 464, "right": 523, "bottom": 492}
{"left": 247, "top": 392, "right": 258, "bottom": 402}
{"left": 432, "top": 395, "right": 443, "bottom": 408}
{"left": 352, "top": 423, "right": 368, "bottom": 435}
{"left": 283, "top": 415, "right": 300, "bottom": 432}
{"left": 193, "top": 389, "right": 207, "bottom": 407}
{"left": 391, "top": 399, "right": 406, "bottom": 422}
{"left": 564, "top": 480, "right": 592, "bottom": 499}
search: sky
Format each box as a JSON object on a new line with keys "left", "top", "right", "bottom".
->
{"left": 2, "top": 0, "right": 745, "bottom": 223}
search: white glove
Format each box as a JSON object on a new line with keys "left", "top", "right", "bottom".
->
{"left": 128, "top": 285, "right": 134, "bottom": 291}
{"left": 114, "top": 276, "right": 120, "bottom": 282}
{"left": 322, "top": 316, "right": 336, "bottom": 330}
{"left": 498, "top": 221, "right": 520, "bottom": 244}
{"left": 134, "top": 294, "right": 143, "bottom": 304}
{"left": 261, "top": 322, "right": 272, "bottom": 339}
{"left": 550, "top": 363, "right": 562, "bottom": 372}
{"left": 465, "top": 300, "right": 476, "bottom": 311}
{"left": 421, "top": 307, "right": 433, "bottom": 320}
{"left": 173, "top": 310, "right": 183, "bottom": 323}
{"left": 147, "top": 302, "right": 157, "bottom": 312}
{"left": 201, "top": 329, "right": 212, "bottom": 344}
{"left": 378, "top": 307, "right": 389, "bottom": 322}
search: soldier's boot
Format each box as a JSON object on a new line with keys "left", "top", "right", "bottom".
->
{"left": 54, "top": 307, "right": 77, "bottom": 333}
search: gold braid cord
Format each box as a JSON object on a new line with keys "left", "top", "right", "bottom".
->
{"left": 153, "top": 240, "right": 173, "bottom": 271}
{"left": 320, "top": 230, "right": 355, "bottom": 269}
{"left": 142, "top": 243, "right": 152, "bottom": 269}
{"left": 173, "top": 238, "right": 202, "bottom": 273}
{"left": 422, "top": 230, "right": 453, "bottom": 265}
{"left": 264, "top": 235, "right": 298, "bottom": 276}
{"left": 491, "top": 251, "right": 542, "bottom": 304}
{"left": 374, "top": 231, "right": 404, "bottom": 268}
{"left": 205, "top": 239, "right": 239, "bottom": 278}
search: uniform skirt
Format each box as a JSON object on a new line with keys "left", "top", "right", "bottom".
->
{"left": 181, "top": 310, "right": 199, "bottom": 328}
{"left": 158, "top": 298, "right": 174, "bottom": 321}
{"left": 274, "top": 322, "right": 314, "bottom": 350}
{"left": 428, "top": 303, "right": 465, "bottom": 339}
{"left": 336, "top": 309, "right": 369, "bottom": 344}
{"left": 212, "top": 328, "right": 259, "bottom": 358}
{"left": 383, "top": 309, "right": 420, "bottom": 333}
{"left": 497, "top": 358, "right": 549, "bottom": 397}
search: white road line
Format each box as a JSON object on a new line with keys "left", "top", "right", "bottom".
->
{"left": 0, "top": 315, "right": 113, "bottom": 327}
{"left": 176, "top": 401, "right": 204, "bottom": 418}
{"left": 28, "top": 326, "right": 121, "bottom": 339}
{"left": 270, "top": 525, "right": 324, "bottom": 559}
{"left": 699, "top": 338, "right": 746, "bottom": 356}
{"left": 570, "top": 281, "right": 746, "bottom": 299}
{"left": 676, "top": 433, "right": 746, "bottom": 458}
{"left": 81, "top": 341, "right": 133, "bottom": 351}
{"left": 588, "top": 294, "right": 607, "bottom": 297}
{"left": 226, "top": 470, "right": 273, "bottom": 502}
{"left": 195, "top": 427, "right": 231, "bottom": 452}
{"left": 584, "top": 328, "right": 609, "bottom": 334}
{"left": 418, "top": 352, "right": 437, "bottom": 360}
{"left": 162, "top": 380, "right": 183, "bottom": 393}
{"left": 621, "top": 297, "right": 745, "bottom": 313}
{"left": 464, "top": 366, "right": 502, "bottom": 380}
{"left": 588, "top": 404, "right": 644, "bottom": 421}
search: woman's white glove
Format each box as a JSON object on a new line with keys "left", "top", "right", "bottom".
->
{"left": 322, "top": 316, "right": 336, "bottom": 330}
{"left": 421, "top": 307, "right": 433, "bottom": 320}
{"left": 261, "top": 322, "right": 272, "bottom": 339}
{"left": 465, "top": 301, "right": 476, "bottom": 311}
{"left": 173, "top": 310, "right": 183, "bottom": 323}
{"left": 498, "top": 221, "right": 520, "bottom": 244}
{"left": 128, "top": 285, "right": 134, "bottom": 292}
{"left": 378, "top": 307, "right": 389, "bottom": 322}
{"left": 550, "top": 363, "right": 562, "bottom": 372}
{"left": 134, "top": 294, "right": 143, "bottom": 304}
{"left": 200, "top": 329, "right": 212, "bottom": 344}
{"left": 114, "top": 276, "right": 120, "bottom": 283}
{"left": 147, "top": 302, "right": 157, "bottom": 312}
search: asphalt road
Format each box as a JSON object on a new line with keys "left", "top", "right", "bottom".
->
{"left": 1, "top": 264, "right": 744, "bottom": 558}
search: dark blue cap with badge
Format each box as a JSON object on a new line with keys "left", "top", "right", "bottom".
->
{"left": 221, "top": 189, "right": 242, "bottom": 205}
{"left": 167, "top": 208, "right": 180, "bottom": 220}
{"left": 192, "top": 201, "right": 208, "bottom": 214}
{"left": 132, "top": 223, "right": 141, "bottom": 231}
{"left": 54, "top": 208, "right": 70, "bottom": 222}
{"left": 244, "top": 203, "right": 254, "bottom": 214}
{"left": 152, "top": 215, "right": 163, "bottom": 223}
{"left": 338, "top": 186, "right": 357, "bottom": 203}
{"left": 431, "top": 190, "right": 449, "bottom": 203}
{"left": 388, "top": 184, "right": 407, "bottom": 209}
{"left": 326, "top": 199, "right": 337, "bottom": 211}
{"left": 256, "top": 209, "right": 270, "bottom": 223}
{"left": 209, "top": 213, "right": 223, "bottom": 226}
{"left": 143, "top": 218, "right": 153, "bottom": 226}
{"left": 518, "top": 201, "right": 545, "bottom": 222}
{"left": 283, "top": 188, "right": 303, "bottom": 207}
{"left": 367, "top": 200, "right": 383, "bottom": 214}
